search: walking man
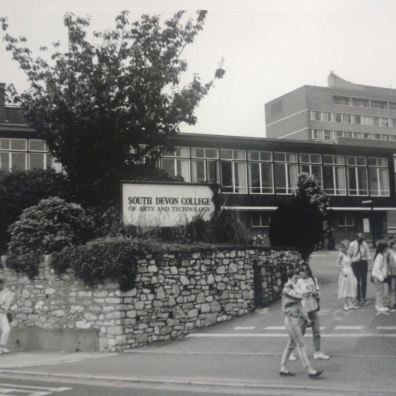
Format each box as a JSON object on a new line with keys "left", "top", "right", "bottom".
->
{"left": 348, "top": 233, "right": 371, "bottom": 305}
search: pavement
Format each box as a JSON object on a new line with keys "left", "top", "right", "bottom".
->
{"left": 0, "top": 250, "right": 395, "bottom": 395}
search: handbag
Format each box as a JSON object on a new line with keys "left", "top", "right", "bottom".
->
{"left": 306, "top": 277, "right": 320, "bottom": 313}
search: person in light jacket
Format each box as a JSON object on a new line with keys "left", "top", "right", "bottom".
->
{"left": 371, "top": 242, "right": 389, "bottom": 313}
{"left": 386, "top": 240, "right": 396, "bottom": 309}
{"left": 279, "top": 269, "right": 323, "bottom": 379}
{"left": 0, "top": 279, "right": 14, "bottom": 353}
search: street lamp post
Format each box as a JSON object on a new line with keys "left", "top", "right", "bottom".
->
{"left": 362, "top": 200, "right": 375, "bottom": 248}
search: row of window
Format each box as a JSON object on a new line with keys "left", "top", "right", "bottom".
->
{"left": 311, "top": 129, "right": 396, "bottom": 141}
{"left": 310, "top": 111, "right": 396, "bottom": 128}
{"left": 250, "top": 213, "right": 355, "bottom": 228}
{"left": 333, "top": 96, "right": 396, "bottom": 110}
{"left": 160, "top": 147, "right": 390, "bottom": 197}
{"left": 0, "top": 138, "right": 58, "bottom": 172}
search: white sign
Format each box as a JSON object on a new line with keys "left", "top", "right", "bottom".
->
{"left": 122, "top": 182, "right": 215, "bottom": 227}
{"left": 363, "top": 218, "right": 370, "bottom": 233}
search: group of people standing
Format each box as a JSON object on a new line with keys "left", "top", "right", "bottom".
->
{"left": 278, "top": 231, "right": 396, "bottom": 380}
{"left": 337, "top": 233, "right": 396, "bottom": 312}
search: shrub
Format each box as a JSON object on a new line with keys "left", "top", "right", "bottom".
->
{"left": 5, "top": 252, "right": 41, "bottom": 279}
{"left": 0, "top": 169, "right": 69, "bottom": 253}
{"left": 8, "top": 197, "right": 93, "bottom": 257}
{"left": 52, "top": 238, "right": 139, "bottom": 291}
{"left": 208, "top": 210, "right": 250, "bottom": 244}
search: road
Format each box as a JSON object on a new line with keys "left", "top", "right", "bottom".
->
{"left": 0, "top": 250, "right": 395, "bottom": 395}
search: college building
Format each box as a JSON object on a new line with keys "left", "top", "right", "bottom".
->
{"left": 265, "top": 72, "right": 396, "bottom": 143}
{"left": 1, "top": 81, "right": 396, "bottom": 245}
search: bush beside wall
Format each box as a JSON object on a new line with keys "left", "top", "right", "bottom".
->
{"left": 1, "top": 247, "right": 302, "bottom": 352}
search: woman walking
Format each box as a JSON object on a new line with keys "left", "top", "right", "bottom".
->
{"left": 336, "top": 240, "right": 358, "bottom": 311}
{"left": 279, "top": 269, "right": 323, "bottom": 379}
{"left": 386, "top": 240, "right": 396, "bottom": 309}
{"left": 371, "top": 242, "right": 389, "bottom": 312}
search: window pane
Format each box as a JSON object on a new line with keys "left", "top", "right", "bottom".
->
{"left": 357, "top": 168, "right": 368, "bottom": 194}
{"left": 177, "top": 159, "right": 190, "bottom": 182}
{"left": 274, "top": 163, "right": 286, "bottom": 193}
{"left": 379, "top": 168, "right": 389, "bottom": 196}
{"left": 207, "top": 160, "right": 218, "bottom": 183}
{"left": 11, "top": 152, "right": 26, "bottom": 170}
{"left": 300, "top": 154, "right": 310, "bottom": 163}
{"left": 29, "top": 139, "right": 45, "bottom": 151}
{"left": 0, "top": 152, "right": 9, "bottom": 171}
{"left": 11, "top": 139, "right": 27, "bottom": 151}
{"left": 234, "top": 150, "right": 246, "bottom": 160}
{"left": 287, "top": 153, "right": 298, "bottom": 162}
{"left": 260, "top": 151, "right": 272, "bottom": 161}
{"left": 261, "top": 163, "right": 273, "bottom": 193}
{"left": 191, "top": 148, "right": 205, "bottom": 158}
{"left": 234, "top": 162, "right": 247, "bottom": 193}
{"left": 368, "top": 168, "right": 379, "bottom": 195}
{"left": 348, "top": 168, "right": 357, "bottom": 195}
{"left": 248, "top": 151, "right": 260, "bottom": 161}
{"left": 336, "top": 167, "right": 347, "bottom": 195}
{"left": 191, "top": 159, "right": 205, "bottom": 182}
{"left": 220, "top": 161, "right": 233, "bottom": 191}
{"left": 30, "top": 153, "right": 45, "bottom": 169}
{"left": 0, "top": 138, "right": 10, "bottom": 150}
{"left": 311, "top": 154, "right": 321, "bottom": 163}
{"left": 323, "top": 155, "right": 334, "bottom": 164}
{"left": 220, "top": 149, "right": 232, "bottom": 159}
{"left": 161, "top": 158, "right": 175, "bottom": 177}
{"left": 311, "top": 165, "right": 322, "bottom": 183}
{"left": 288, "top": 164, "right": 298, "bottom": 193}
{"left": 274, "top": 152, "right": 285, "bottom": 162}
{"left": 249, "top": 163, "right": 260, "bottom": 193}
{"left": 205, "top": 148, "right": 218, "bottom": 158}
{"left": 176, "top": 147, "right": 190, "bottom": 157}
{"left": 323, "top": 166, "right": 335, "bottom": 194}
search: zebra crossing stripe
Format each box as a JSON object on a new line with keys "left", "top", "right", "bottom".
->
{"left": 377, "top": 326, "right": 396, "bottom": 330}
{"left": 234, "top": 326, "right": 255, "bottom": 330}
{"left": 265, "top": 326, "right": 285, "bottom": 330}
{"left": 334, "top": 325, "right": 364, "bottom": 330}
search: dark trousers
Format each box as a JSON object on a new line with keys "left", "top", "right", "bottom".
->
{"left": 352, "top": 260, "right": 368, "bottom": 301}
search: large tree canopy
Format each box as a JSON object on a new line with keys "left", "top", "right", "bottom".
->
{"left": 269, "top": 173, "right": 329, "bottom": 262}
{"left": 1, "top": 11, "right": 225, "bottom": 204}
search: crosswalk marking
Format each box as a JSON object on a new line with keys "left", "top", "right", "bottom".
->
{"left": 0, "top": 382, "right": 71, "bottom": 395}
{"left": 234, "top": 326, "right": 255, "bottom": 330}
{"left": 334, "top": 325, "right": 364, "bottom": 330}
{"left": 265, "top": 326, "right": 285, "bottom": 330}
{"left": 187, "top": 332, "right": 396, "bottom": 338}
{"left": 377, "top": 326, "right": 396, "bottom": 330}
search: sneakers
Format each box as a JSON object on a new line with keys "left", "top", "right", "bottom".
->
{"left": 343, "top": 305, "right": 351, "bottom": 311}
{"left": 360, "top": 300, "right": 368, "bottom": 306}
{"left": 0, "top": 347, "right": 9, "bottom": 354}
{"left": 289, "top": 353, "right": 297, "bottom": 361}
{"left": 308, "top": 370, "right": 323, "bottom": 379}
{"left": 376, "top": 306, "right": 389, "bottom": 313}
{"left": 314, "top": 351, "right": 330, "bottom": 360}
{"left": 350, "top": 304, "right": 360, "bottom": 309}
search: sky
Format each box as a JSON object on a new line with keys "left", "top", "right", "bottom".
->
{"left": 1, "top": 0, "right": 396, "bottom": 138}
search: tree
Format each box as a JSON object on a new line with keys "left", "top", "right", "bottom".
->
{"left": 269, "top": 173, "right": 329, "bottom": 264}
{"left": 0, "top": 11, "right": 225, "bottom": 204}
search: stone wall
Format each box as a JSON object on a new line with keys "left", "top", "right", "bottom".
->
{"left": 0, "top": 248, "right": 302, "bottom": 352}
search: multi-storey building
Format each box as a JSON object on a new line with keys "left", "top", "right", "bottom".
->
{"left": 1, "top": 82, "right": 396, "bottom": 245}
{"left": 265, "top": 72, "right": 396, "bottom": 143}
